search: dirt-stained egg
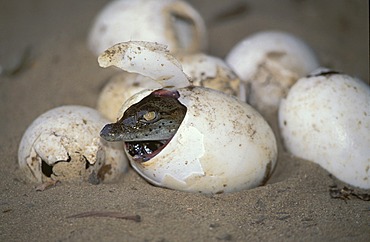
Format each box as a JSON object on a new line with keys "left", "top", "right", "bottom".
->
{"left": 279, "top": 69, "right": 370, "bottom": 189}
{"left": 102, "top": 87, "right": 277, "bottom": 193}
{"left": 18, "top": 105, "right": 128, "bottom": 184}
{"left": 226, "top": 31, "right": 319, "bottom": 115}
{"left": 88, "top": 0, "right": 207, "bottom": 56}
{"left": 178, "top": 53, "right": 246, "bottom": 101}
{"left": 97, "top": 41, "right": 278, "bottom": 193}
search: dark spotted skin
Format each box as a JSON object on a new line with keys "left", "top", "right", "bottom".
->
{"left": 100, "top": 89, "right": 187, "bottom": 143}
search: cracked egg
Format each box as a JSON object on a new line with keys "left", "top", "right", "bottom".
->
{"left": 98, "top": 41, "right": 277, "bottom": 193}
{"left": 18, "top": 105, "right": 128, "bottom": 184}
{"left": 226, "top": 31, "right": 319, "bottom": 115}
{"left": 88, "top": 0, "right": 207, "bottom": 56}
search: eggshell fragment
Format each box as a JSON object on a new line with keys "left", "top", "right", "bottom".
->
{"left": 88, "top": 0, "right": 207, "bottom": 56}
{"left": 120, "top": 87, "right": 278, "bottom": 193}
{"left": 226, "top": 31, "right": 319, "bottom": 114}
{"left": 98, "top": 41, "right": 191, "bottom": 88}
{"left": 18, "top": 105, "right": 128, "bottom": 183}
{"left": 279, "top": 69, "right": 370, "bottom": 189}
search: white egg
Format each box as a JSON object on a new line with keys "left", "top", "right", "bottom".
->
{"left": 88, "top": 0, "right": 207, "bottom": 56}
{"left": 18, "top": 105, "right": 128, "bottom": 184}
{"left": 226, "top": 31, "right": 319, "bottom": 114}
{"left": 279, "top": 69, "right": 370, "bottom": 189}
{"left": 97, "top": 41, "right": 278, "bottom": 193}
{"left": 104, "top": 87, "right": 277, "bottom": 193}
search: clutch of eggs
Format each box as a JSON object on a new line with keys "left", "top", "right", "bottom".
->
{"left": 98, "top": 41, "right": 278, "bottom": 193}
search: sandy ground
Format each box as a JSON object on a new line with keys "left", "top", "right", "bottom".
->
{"left": 0, "top": 0, "right": 369, "bottom": 241}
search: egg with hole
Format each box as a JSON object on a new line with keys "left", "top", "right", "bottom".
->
{"left": 97, "top": 41, "right": 278, "bottom": 193}
{"left": 279, "top": 69, "right": 370, "bottom": 189}
{"left": 226, "top": 31, "right": 319, "bottom": 115}
{"left": 101, "top": 87, "right": 277, "bottom": 193}
{"left": 88, "top": 0, "right": 207, "bottom": 56}
{"left": 18, "top": 105, "right": 128, "bottom": 184}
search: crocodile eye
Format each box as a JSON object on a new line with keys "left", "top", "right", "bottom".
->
{"left": 143, "top": 111, "right": 157, "bottom": 122}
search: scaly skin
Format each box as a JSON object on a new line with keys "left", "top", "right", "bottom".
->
{"left": 100, "top": 89, "right": 187, "bottom": 142}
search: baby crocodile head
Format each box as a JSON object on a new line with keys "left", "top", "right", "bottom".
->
{"left": 100, "top": 89, "right": 187, "bottom": 162}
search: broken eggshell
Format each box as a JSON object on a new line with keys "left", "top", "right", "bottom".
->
{"left": 18, "top": 105, "right": 128, "bottom": 184}
{"left": 107, "top": 87, "right": 278, "bottom": 193}
{"left": 88, "top": 0, "right": 207, "bottom": 56}
{"left": 279, "top": 69, "right": 370, "bottom": 189}
{"left": 97, "top": 53, "right": 246, "bottom": 121}
{"left": 226, "top": 31, "right": 319, "bottom": 115}
{"left": 98, "top": 41, "right": 278, "bottom": 193}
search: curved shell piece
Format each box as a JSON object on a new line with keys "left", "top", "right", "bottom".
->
{"left": 279, "top": 69, "right": 370, "bottom": 189}
{"left": 18, "top": 106, "right": 128, "bottom": 183}
{"left": 226, "top": 31, "right": 319, "bottom": 114}
{"left": 98, "top": 41, "right": 191, "bottom": 88}
{"left": 119, "top": 87, "right": 278, "bottom": 193}
{"left": 88, "top": 0, "right": 207, "bottom": 56}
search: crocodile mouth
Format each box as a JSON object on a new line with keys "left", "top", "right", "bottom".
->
{"left": 125, "top": 137, "right": 173, "bottom": 163}
{"left": 108, "top": 89, "right": 187, "bottom": 163}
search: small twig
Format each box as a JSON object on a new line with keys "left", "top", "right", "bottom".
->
{"left": 329, "top": 185, "right": 370, "bottom": 201}
{"left": 35, "top": 180, "right": 60, "bottom": 191}
{"left": 351, "top": 192, "right": 370, "bottom": 201}
{"left": 67, "top": 211, "right": 141, "bottom": 222}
